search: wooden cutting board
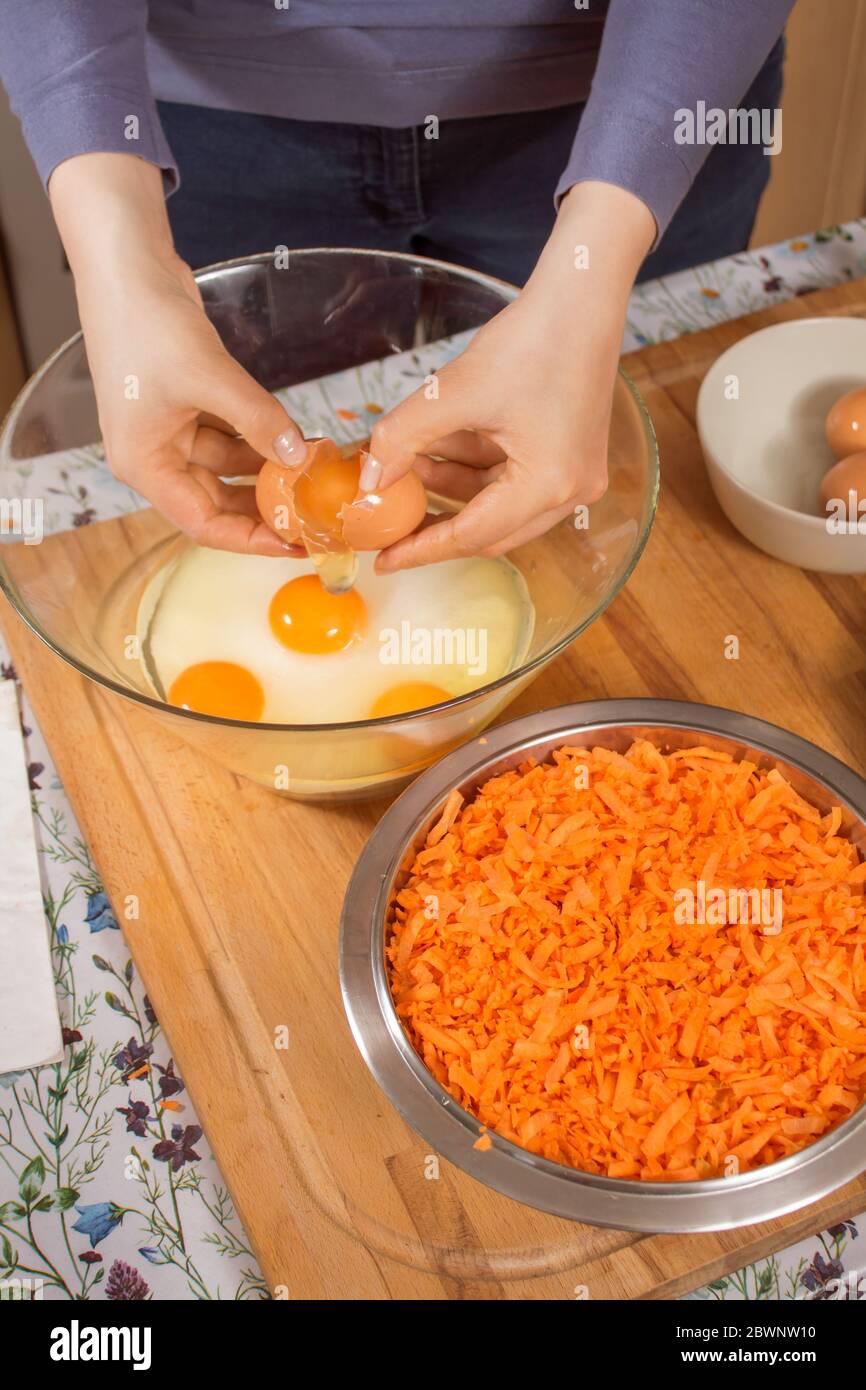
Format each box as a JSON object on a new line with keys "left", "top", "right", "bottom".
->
{"left": 3, "top": 278, "right": 866, "bottom": 1301}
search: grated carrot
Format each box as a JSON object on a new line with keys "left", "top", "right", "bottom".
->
{"left": 387, "top": 740, "right": 866, "bottom": 1180}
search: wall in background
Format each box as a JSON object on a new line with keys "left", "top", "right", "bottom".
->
{"left": 0, "top": 88, "right": 79, "bottom": 375}
{"left": 751, "top": 0, "right": 866, "bottom": 245}
{"left": 0, "top": 253, "right": 25, "bottom": 417}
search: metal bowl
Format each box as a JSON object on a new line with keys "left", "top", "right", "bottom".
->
{"left": 340, "top": 698, "right": 866, "bottom": 1233}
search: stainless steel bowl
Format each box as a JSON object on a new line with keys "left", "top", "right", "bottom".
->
{"left": 340, "top": 698, "right": 866, "bottom": 1233}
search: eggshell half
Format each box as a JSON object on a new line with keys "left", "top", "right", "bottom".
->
{"left": 340, "top": 469, "right": 428, "bottom": 550}
{"left": 255, "top": 438, "right": 346, "bottom": 544}
{"left": 255, "top": 460, "right": 303, "bottom": 542}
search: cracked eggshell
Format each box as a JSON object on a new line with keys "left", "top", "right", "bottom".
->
{"left": 340, "top": 467, "right": 428, "bottom": 550}
{"left": 256, "top": 436, "right": 427, "bottom": 552}
{"left": 255, "top": 459, "right": 303, "bottom": 543}
{"left": 255, "top": 436, "right": 352, "bottom": 543}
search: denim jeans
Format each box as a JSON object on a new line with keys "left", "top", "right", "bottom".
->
{"left": 159, "top": 35, "right": 784, "bottom": 285}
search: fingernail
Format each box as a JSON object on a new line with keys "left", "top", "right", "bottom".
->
{"left": 273, "top": 429, "right": 307, "bottom": 468}
{"left": 359, "top": 451, "right": 382, "bottom": 492}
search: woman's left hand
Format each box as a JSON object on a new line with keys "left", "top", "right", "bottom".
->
{"left": 367, "top": 180, "right": 655, "bottom": 572}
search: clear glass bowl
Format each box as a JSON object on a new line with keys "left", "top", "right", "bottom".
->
{"left": 0, "top": 250, "right": 658, "bottom": 801}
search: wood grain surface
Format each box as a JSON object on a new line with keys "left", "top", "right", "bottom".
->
{"left": 2, "top": 277, "right": 865, "bottom": 1300}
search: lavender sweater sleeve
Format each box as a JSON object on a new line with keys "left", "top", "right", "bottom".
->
{"left": 557, "top": 0, "right": 795, "bottom": 236}
{"left": 0, "top": 1, "right": 177, "bottom": 190}
{"left": 0, "top": 1, "right": 793, "bottom": 240}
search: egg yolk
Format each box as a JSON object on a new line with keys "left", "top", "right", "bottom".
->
{"left": 269, "top": 573, "right": 367, "bottom": 654}
{"left": 369, "top": 682, "right": 451, "bottom": 718}
{"left": 168, "top": 661, "right": 265, "bottom": 721}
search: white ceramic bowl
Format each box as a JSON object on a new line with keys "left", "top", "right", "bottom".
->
{"left": 696, "top": 317, "right": 866, "bottom": 572}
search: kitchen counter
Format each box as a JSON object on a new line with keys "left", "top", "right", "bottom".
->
{"left": 2, "top": 219, "right": 865, "bottom": 1303}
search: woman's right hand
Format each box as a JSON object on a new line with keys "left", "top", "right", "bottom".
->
{"left": 49, "top": 154, "right": 306, "bottom": 555}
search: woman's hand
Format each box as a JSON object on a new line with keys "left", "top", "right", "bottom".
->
{"left": 50, "top": 154, "right": 306, "bottom": 555}
{"left": 367, "top": 181, "right": 655, "bottom": 572}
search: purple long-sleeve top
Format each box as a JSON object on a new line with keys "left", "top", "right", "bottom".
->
{"left": 0, "top": 1, "right": 793, "bottom": 239}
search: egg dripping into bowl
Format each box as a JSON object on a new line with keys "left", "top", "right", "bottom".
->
{"left": 255, "top": 437, "right": 427, "bottom": 593}
{"left": 141, "top": 434, "right": 534, "bottom": 730}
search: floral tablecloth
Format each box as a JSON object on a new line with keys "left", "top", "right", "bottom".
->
{"left": 2, "top": 220, "right": 865, "bottom": 1303}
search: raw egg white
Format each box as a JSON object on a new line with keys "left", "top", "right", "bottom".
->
{"left": 137, "top": 548, "right": 534, "bottom": 724}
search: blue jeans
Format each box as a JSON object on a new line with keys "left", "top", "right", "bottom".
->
{"left": 159, "top": 36, "right": 784, "bottom": 285}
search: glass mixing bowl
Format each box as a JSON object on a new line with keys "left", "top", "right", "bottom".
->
{"left": 0, "top": 250, "right": 658, "bottom": 801}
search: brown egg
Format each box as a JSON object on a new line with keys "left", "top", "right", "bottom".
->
{"left": 256, "top": 436, "right": 427, "bottom": 552}
{"left": 819, "top": 451, "right": 866, "bottom": 521}
{"left": 826, "top": 387, "right": 866, "bottom": 459}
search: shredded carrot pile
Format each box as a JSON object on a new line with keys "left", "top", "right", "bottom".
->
{"left": 387, "top": 741, "right": 866, "bottom": 1180}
